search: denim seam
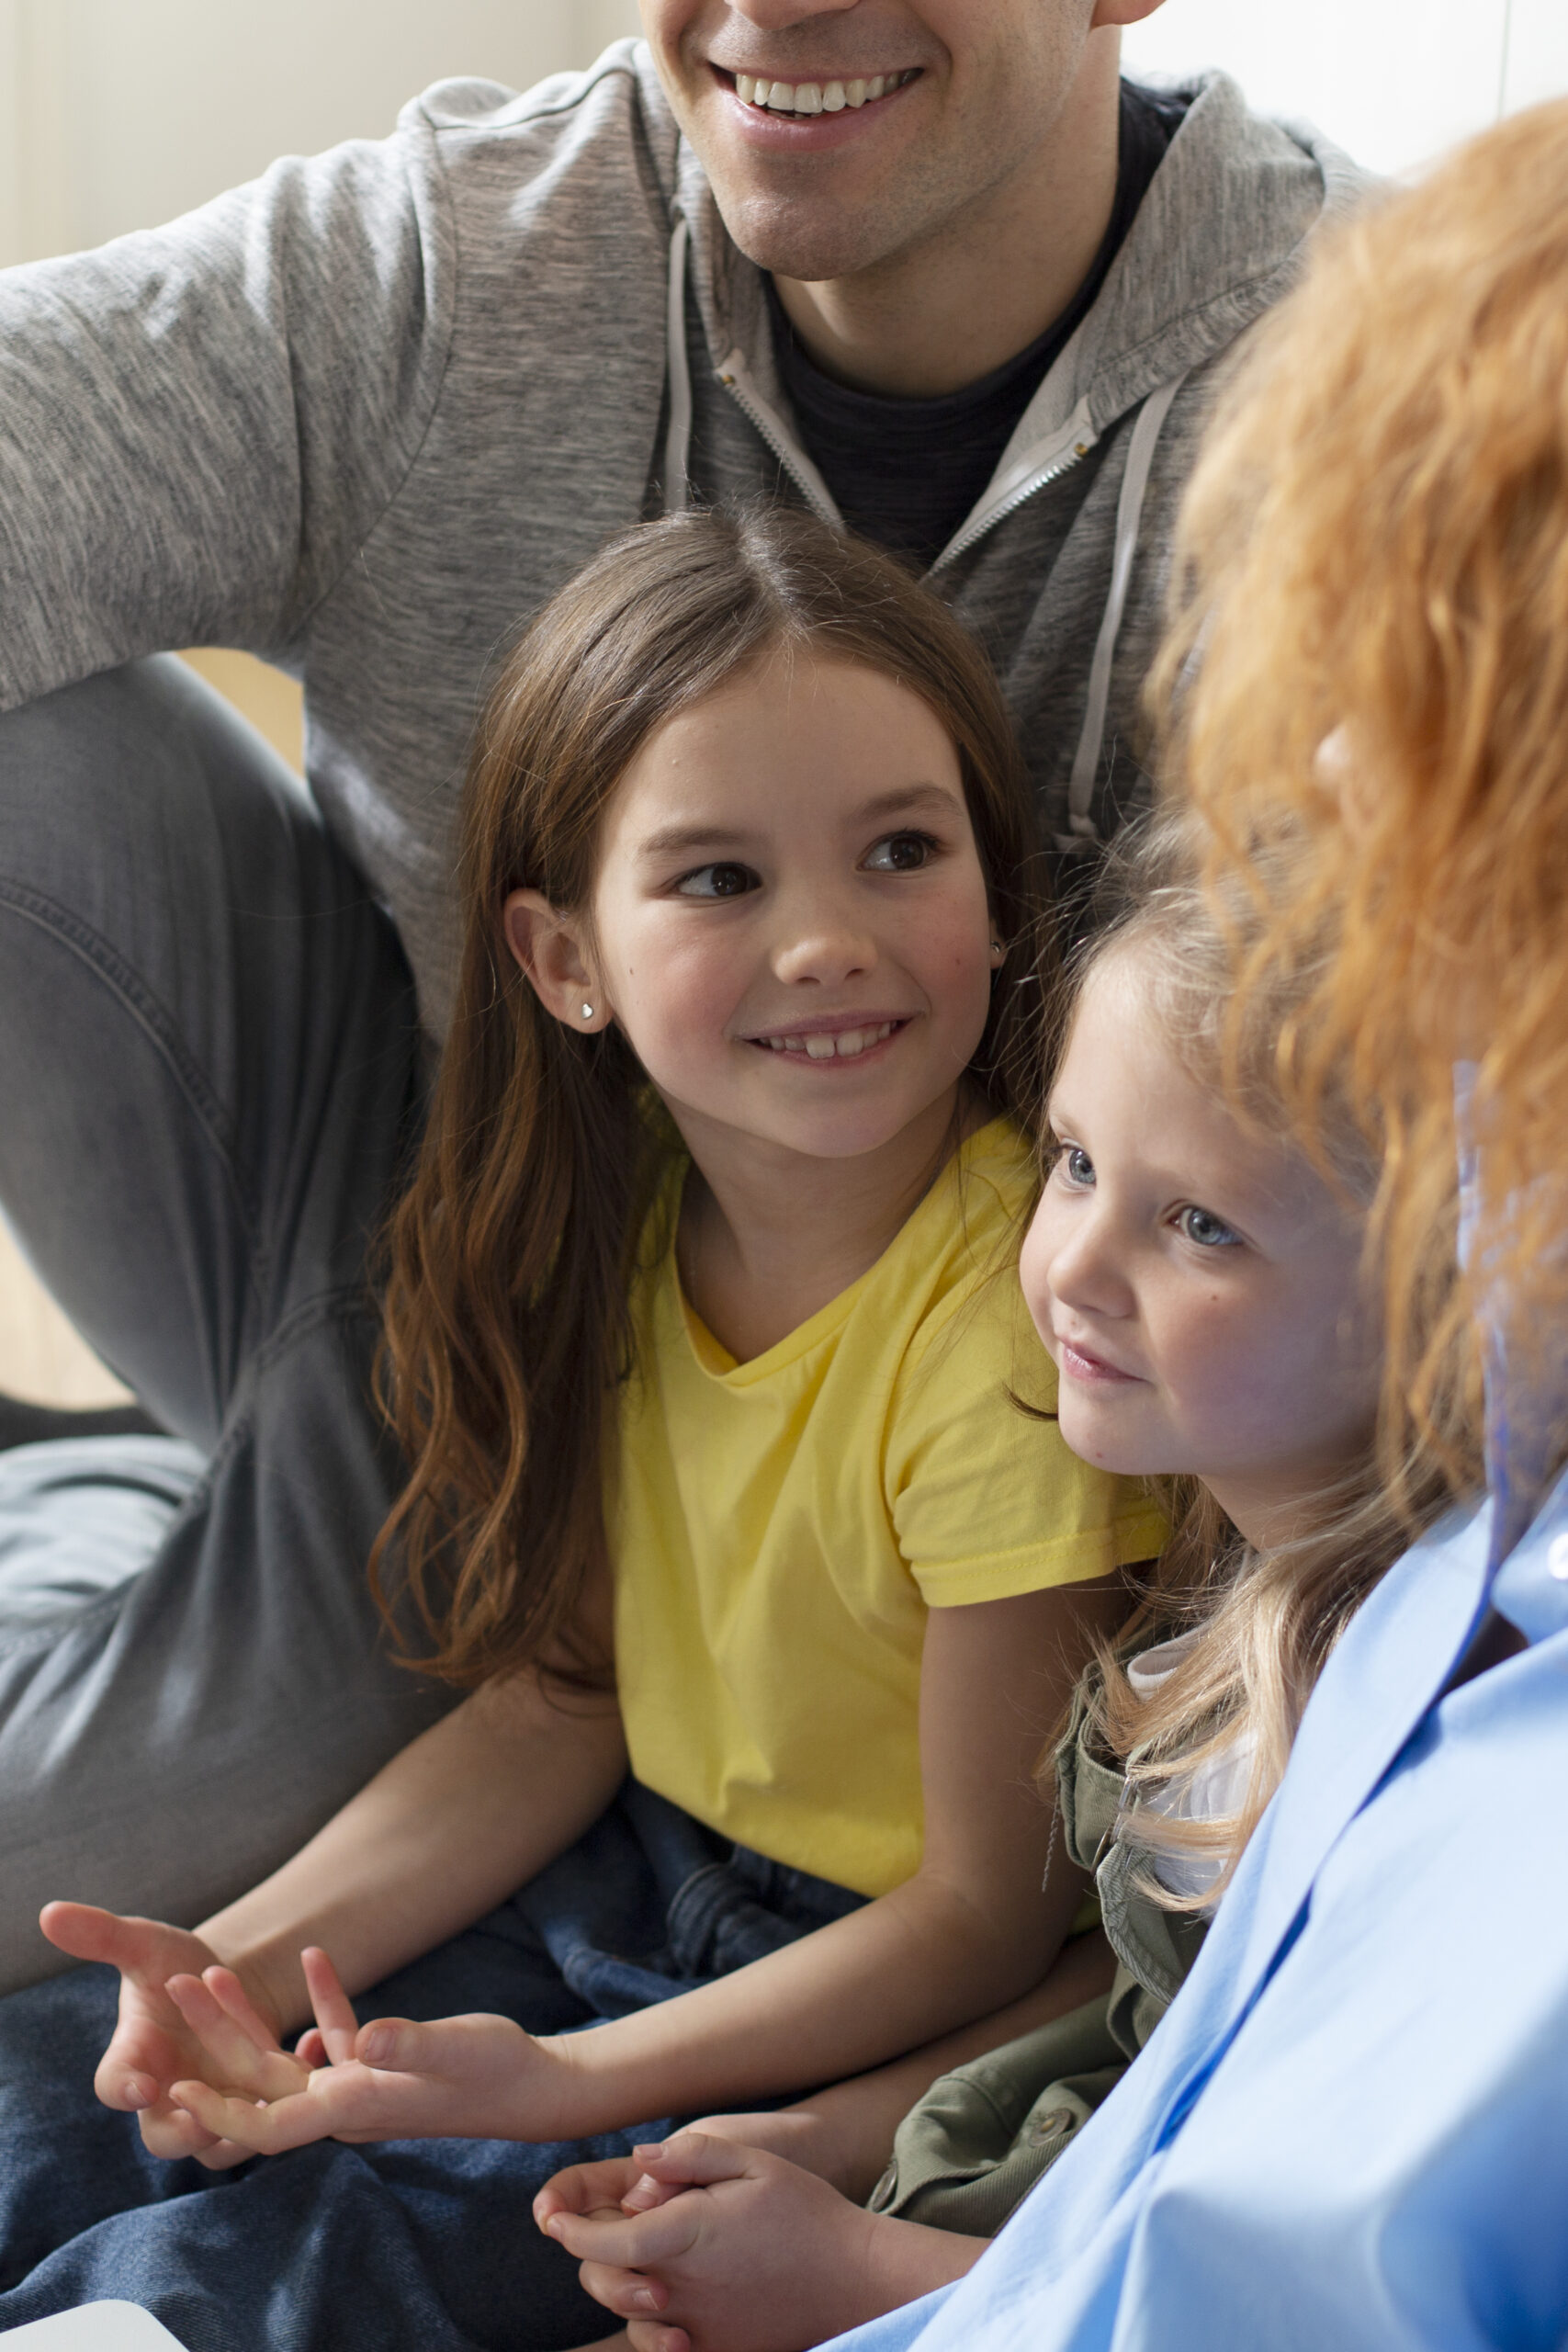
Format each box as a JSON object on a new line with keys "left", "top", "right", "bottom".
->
{"left": 0, "top": 875, "right": 262, "bottom": 1255}
{"left": 0, "top": 1285, "right": 385, "bottom": 1661}
{"left": 191, "top": 1284, "right": 382, "bottom": 1498}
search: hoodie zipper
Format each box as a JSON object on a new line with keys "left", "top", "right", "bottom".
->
{"left": 716, "top": 352, "right": 841, "bottom": 529}
{"left": 931, "top": 435, "right": 1098, "bottom": 573}
{"left": 717, "top": 344, "right": 1100, "bottom": 571}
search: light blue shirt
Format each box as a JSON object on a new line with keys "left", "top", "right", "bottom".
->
{"left": 828, "top": 1471, "right": 1568, "bottom": 2350}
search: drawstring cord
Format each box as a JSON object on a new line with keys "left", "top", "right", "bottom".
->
{"left": 1058, "top": 371, "right": 1189, "bottom": 854}
{"left": 663, "top": 214, "right": 694, "bottom": 514}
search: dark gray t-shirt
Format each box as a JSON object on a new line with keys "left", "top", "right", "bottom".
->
{"left": 767, "top": 82, "right": 1190, "bottom": 572}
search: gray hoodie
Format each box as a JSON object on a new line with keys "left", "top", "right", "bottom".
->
{"left": 0, "top": 40, "right": 1362, "bottom": 1035}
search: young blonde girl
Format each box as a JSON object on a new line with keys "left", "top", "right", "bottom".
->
{"left": 5, "top": 509, "right": 1157, "bottom": 2347}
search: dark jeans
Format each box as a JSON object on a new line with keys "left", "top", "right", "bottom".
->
{"left": 0, "top": 1782, "right": 864, "bottom": 2349}
{"left": 0, "top": 656, "right": 450, "bottom": 1991}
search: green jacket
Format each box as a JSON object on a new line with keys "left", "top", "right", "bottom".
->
{"left": 867, "top": 1678, "right": 1207, "bottom": 2237}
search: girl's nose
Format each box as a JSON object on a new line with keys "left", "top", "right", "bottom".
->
{"left": 1042, "top": 1204, "right": 1134, "bottom": 1323}
{"left": 771, "top": 918, "right": 879, "bottom": 989}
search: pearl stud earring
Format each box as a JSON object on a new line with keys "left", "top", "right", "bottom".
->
{"left": 581, "top": 1001, "right": 594, "bottom": 1022}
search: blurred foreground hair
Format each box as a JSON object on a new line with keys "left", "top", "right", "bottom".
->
{"left": 371, "top": 507, "right": 1048, "bottom": 1688}
{"left": 1153, "top": 98, "right": 1568, "bottom": 1498}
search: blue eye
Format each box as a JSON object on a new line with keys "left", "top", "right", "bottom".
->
{"left": 1177, "top": 1204, "right": 1240, "bottom": 1250}
{"left": 1051, "top": 1143, "right": 1095, "bottom": 1190}
{"left": 863, "top": 831, "right": 934, "bottom": 873}
{"left": 674, "top": 862, "right": 758, "bottom": 899}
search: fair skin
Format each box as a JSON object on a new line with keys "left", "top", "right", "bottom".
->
{"left": 640, "top": 0, "right": 1168, "bottom": 397}
{"left": 39, "top": 650, "right": 1123, "bottom": 2165}
{"left": 544, "top": 941, "right": 1387, "bottom": 2352}
{"left": 1025, "top": 948, "right": 1384, "bottom": 1551}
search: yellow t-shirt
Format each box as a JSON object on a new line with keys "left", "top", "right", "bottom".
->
{"left": 611, "top": 1117, "right": 1167, "bottom": 1898}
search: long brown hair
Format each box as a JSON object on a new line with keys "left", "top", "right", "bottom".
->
{"left": 372, "top": 507, "right": 1050, "bottom": 1688}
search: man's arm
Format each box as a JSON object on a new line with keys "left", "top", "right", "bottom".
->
{"left": 0, "top": 121, "right": 453, "bottom": 707}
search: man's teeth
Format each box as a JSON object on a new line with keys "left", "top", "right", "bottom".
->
{"left": 734, "top": 71, "right": 915, "bottom": 115}
{"left": 761, "top": 1023, "right": 897, "bottom": 1060}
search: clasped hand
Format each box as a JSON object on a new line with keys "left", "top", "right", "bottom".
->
{"left": 39, "top": 1901, "right": 561, "bottom": 2165}
{"left": 536, "top": 2131, "right": 891, "bottom": 2352}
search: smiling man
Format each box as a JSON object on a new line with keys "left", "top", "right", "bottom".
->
{"left": 0, "top": 3, "right": 1362, "bottom": 1984}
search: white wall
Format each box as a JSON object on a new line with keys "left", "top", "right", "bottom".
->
{"left": 1124, "top": 0, "right": 1568, "bottom": 176}
{"left": 0, "top": 0, "right": 642, "bottom": 266}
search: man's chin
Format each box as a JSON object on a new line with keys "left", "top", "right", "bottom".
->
{"left": 705, "top": 184, "right": 902, "bottom": 289}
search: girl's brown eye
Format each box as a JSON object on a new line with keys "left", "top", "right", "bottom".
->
{"left": 675, "top": 862, "right": 758, "bottom": 899}
{"left": 863, "top": 831, "right": 933, "bottom": 873}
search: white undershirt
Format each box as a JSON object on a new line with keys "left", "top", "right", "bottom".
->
{"left": 1125, "top": 1630, "right": 1255, "bottom": 1910}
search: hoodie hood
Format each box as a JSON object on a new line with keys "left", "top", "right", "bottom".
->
{"left": 650, "top": 62, "right": 1362, "bottom": 569}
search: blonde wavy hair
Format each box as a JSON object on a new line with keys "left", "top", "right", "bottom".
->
{"left": 1062, "top": 818, "right": 1472, "bottom": 1905}
{"left": 1154, "top": 97, "right": 1568, "bottom": 1496}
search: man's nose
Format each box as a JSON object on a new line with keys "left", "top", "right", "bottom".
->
{"left": 726, "top": 0, "right": 862, "bottom": 31}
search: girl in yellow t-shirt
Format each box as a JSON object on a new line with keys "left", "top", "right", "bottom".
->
{"left": 39, "top": 512, "right": 1156, "bottom": 2280}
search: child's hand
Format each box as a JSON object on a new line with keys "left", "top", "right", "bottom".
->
{"left": 165, "top": 1944, "right": 557, "bottom": 2151}
{"left": 39, "top": 1900, "right": 285, "bottom": 2167}
{"left": 536, "top": 2129, "right": 894, "bottom": 2352}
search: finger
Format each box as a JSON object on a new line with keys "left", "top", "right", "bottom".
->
{"left": 578, "top": 2260, "right": 671, "bottom": 2320}
{"left": 164, "top": 1974, "right": 306, "bottom": 2102}
{"left": 295, "top": 2027, "right": 329, "bottom": 2069}
{"left": 621, "top": 2171, "right": 690, "bottom": 2214}
{"left": 626, "top": 2325, "right": 691, "bottom": 2352}
{"left": 39, "top": 1900, "right": 132, "bottom": 1967}
{"left": 629, "top": 2131, "right": 756, "bottom": 2188}
{"left": 194, "top": 2138, "right": 263, "bottom": 2172}
{"left": 200, "top": 1967, "right": 285, "bottom": 2057}
{"left": 301, "top": 1947, "right": 359, "bottom": 2067}
{"left": 168, "top": 2079, "right": 339, "bottom": 2156}
{"left": 136, "top": 2100, "right": 225, "bottom": 2161}
{"left": 535, "top": 2158, "right": 644, "bottom": 2228}
{"left": 99, "top": 2063, "right": 163, "bottom": 2116}
{"left": 547, "top": 2203, "right": 702, "bottom": 2267}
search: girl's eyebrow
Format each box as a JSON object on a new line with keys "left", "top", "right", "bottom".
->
{"left": 854, "top": 781, "right": 964, "bottom": 823}
{"left": 635, "top": 780, "right": 961, "bottom": 865}
{"left": 634, "top": 821, "right": 755, "bottom": 863}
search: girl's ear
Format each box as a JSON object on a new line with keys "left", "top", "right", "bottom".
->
{"left": 502, "top": 889, "right": 611, "bottom": 1033}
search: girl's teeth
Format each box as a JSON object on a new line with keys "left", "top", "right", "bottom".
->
{"left": 763, "top": 1022, "right": 894, "bottom": 1059}
{"left": 822, "top": 82, "right": 846, "bottom": 111}
{"left": 846, "top": 80, "right": 867, "bottom": 107}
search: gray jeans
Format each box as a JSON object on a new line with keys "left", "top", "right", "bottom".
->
{"left": 0, "top": 656, "right": 452, "bottom": 1994}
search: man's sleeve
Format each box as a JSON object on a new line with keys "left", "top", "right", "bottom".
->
{"left": 0, "top": 104, "right": 457, "bottom": 705}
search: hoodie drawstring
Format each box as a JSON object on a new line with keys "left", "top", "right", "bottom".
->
{"left": 663, "top": 215, "right": 694, "bottom": 514}
{"left": 1059, "top": 371, "right": 1189, "bottom": 853}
